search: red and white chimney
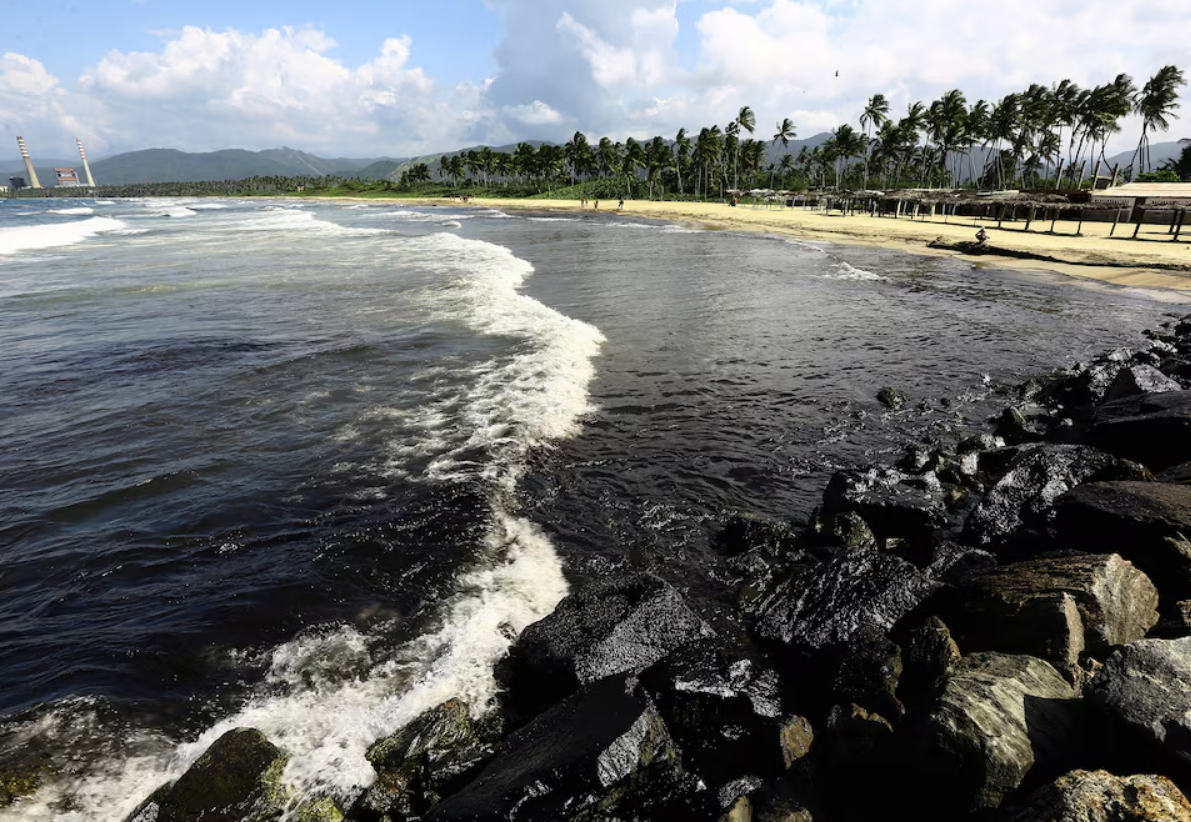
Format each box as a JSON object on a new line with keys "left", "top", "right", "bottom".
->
{"left": 16, "top": 137, "right": 42, "bottom": 189}
{"left": 76, "top": 138, "right": 97, "bottom": 187}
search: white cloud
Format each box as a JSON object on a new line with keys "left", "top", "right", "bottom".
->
{"left": 504, "top": 100, "right": 567, "bottom": 125}
{"left": 5, "top": 2, "right": 1191, "bottom": 158}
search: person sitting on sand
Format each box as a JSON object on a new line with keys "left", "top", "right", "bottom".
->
{"left": 975, "top": 226, "right": 989, "bottom": 247}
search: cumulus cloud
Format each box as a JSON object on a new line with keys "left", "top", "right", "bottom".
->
{"left": 4, "top": 2, "right": 1191, "bottom": 158}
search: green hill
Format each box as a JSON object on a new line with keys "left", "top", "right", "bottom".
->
{"left": 85, "top": 147, "right": 399, "bottom": 185}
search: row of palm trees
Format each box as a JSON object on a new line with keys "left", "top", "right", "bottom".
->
{"left": 420, "top": 64, "right": 1184, "bottom": 197}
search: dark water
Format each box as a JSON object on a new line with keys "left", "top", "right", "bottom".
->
{"left": 0, "top": 198, "right": 1179, "bottom": 819}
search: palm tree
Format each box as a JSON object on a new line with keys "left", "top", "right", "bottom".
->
{"left": 674, "top": 128, "right": 691, "bottom": 196}
{"left": 734, "top": 106, "right": 756, "bottom": 190}
{"left": 773, "top": 118, "right": 797, "bottom": 150}
{"left": 860, "top": 94, "right": 890, "bottom": 188}
{"left": 622, "top": 138, "right": 646, "bottom": 197}
{"left": 1131, "top": 65, "right": 1186, "bottom": 178}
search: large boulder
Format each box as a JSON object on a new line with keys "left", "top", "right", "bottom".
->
{"left": 495, "top": 574, "right": 714, "bottom": 725}
{"left": 351, "top": 700, "right": 497, "bottom": 821}
{"left": 942, "top": 555, "right": 1159, "bottom": 680}
{"left": 751, "top": 549, "right": 938, "bottom": 652}
{"left": 423, "top": 673, "right": 708, "bottom": 821}
{"left": 1105, "top": 364, "right": 1183, "bottom": 402}
{"left": 1085, "top": 637, "right": 1191, "bottom": 779}
{"left": 962, "top": 445, "right": 1149, "bottom": 549}
{"left": 716, "top": 513, "right": 802, "bottom": 557}
{"left": 639, "top": 642, "right": 788, "bottom": 785}
{"left": 1012, "top": 770, "right": 1191, "bottom": 821}
{"left": 1089, "top": 391, "right": 1191, "bottom": 471}
{"left": 1052, "top": 482, "right": 1191, "bottom": 602}
{"left": 153, "top": 728, "right": 290, "bottom": 822}
{"left": 906, "top": 653, "right": 1081, "bottom": 814}
{"left": 817, "top": 467, "right": 950, "bottom": 548}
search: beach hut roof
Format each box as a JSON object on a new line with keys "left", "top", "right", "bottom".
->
{"left": 1097, "top": 182, "right": 1191, "bottom": 200}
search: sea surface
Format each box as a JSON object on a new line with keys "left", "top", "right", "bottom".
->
{"left": 0, "top": 196, "right": 1182, "bottom": 819}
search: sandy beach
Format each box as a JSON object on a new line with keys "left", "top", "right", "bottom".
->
{"left": 338, "top": 195, "right": 1191, "bottom": 293}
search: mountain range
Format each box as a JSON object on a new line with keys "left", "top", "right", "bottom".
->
{"left": 1, "top": 147, "right": 397, "bottom": 186}
{"left": 0, "top": 139, "right": 1184, "bottom": 188}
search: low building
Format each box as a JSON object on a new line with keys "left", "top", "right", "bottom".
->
{"left": 55, "top": 168, "right": 81, "bottom": 187}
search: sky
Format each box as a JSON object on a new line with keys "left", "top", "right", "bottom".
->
{"left": 2, "top": 0, "right": 1190, "bottom": 160}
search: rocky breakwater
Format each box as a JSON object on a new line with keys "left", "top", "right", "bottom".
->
{"left": 103, "top": 314, "right": 1191, "bottom": 822}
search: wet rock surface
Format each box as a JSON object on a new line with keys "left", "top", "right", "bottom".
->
{"left": 152, "top": 728, "right": 291, "bottom": 822}
{"left": 1090, "top": 391, "right": 1191, "bottom": 470}
{"left": 908, "top": 653, "right": 1081, "bottom": 814}
{"left": 495, "top": 573, "right": 714, "bottom": 725}
{"left": 351, "top": 700, "right": 497, "bottom": 821}
{"left": 1011, "top": 770, "right": 1191, "bottom": 822}
{"left": 423, "top": 673, "right": 705, "bottom": 821}
{"left": 962, "top": 445, "right": 1149, "bottom": 550}
{"left": 1086, "top": 637, "right": 1191, "bottom": 779}
{"left": 1052, "top": 482, "right": 1191, "bottom": 602}
{"left": 941, "top": 554, "right": 1159, "bottom": 679}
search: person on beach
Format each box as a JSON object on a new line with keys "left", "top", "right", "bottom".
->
{"left": 975, "top": 226, "right": 989, "bottom": 247}
{"left": 618, "top": 199, "right": 624, "bottom": 211}
{"left": 594, "top": 200, "right": 599, "bottom": 211}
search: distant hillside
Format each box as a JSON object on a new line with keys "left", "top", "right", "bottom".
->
{"left": 86, "top": 147, "right": 400, "bottom": 185}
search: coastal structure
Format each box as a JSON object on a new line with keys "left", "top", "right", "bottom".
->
{"left": 55, "top": 168, "right": 81, "bottom": 187}
{"left": 76, "top": 138, "right": 96, "bottom": 187}
{"left": 16, "top": 137, "right": 41, "bottom": 189}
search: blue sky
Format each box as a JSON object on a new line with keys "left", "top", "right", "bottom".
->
{"left": 3, "top": 0, "right": 1190, "bottom": 159}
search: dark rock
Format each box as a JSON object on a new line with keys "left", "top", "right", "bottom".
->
{"left": 995, "top": 405, "right": 1042, "bottom": 443}
{"left": 1086, "top": 637, "right": 1191, "bottom": 779}
{"left": 925, "top": 541, "right": 997, "bottom": 585}
{"left": 423, "top": 673, "right": 709, "bottom": 821}
{"left": 716, "top": 513, "right": 802, "bottom": 557}
{"left": 639, "top": 642, "right": 787, "bottom": 784}
{"left": 496, "top": 574, "right": 714, "bottom": 725}
{"left": 1105, "top": 364, "right": 1183, "bottom": 402}
{"left": 829, "top": 511, "right": 877, "bottom": 550}
{"left": 1090, "top": 391, "right": 1191, "bottom": 470}
{"left": 1151, "top": 600, "right": 1191, "bottom": 638}
{"left": 828, "top": 626, "right": 904, "bottom": 720}
{"left": 812, "top": 704, "right": 896, "bottom": 820}
{"left": 1052, "top": 482, "right": 1191, "bottom": 602}
{"left": 1158, "top": 462, "right": 1191, "bottom": 484}
{"left": 818, "top": 467, "right": 949, "bottom": 548}
{"left": 897, "top": 616, "right": 960, "bottom": 708}
{"left": 962, "top": 444, "right": 1150, "bottom": 549}
{"left": 154, "top": 728, "right": 289, "bottom": 822}
{"left": 877, "top": 387, "right": 905, "bottom": 410}
{"left": 750, "top": 780, "right": 815, "bottom": 822}
{"left": 718, "top": 794, "right": 752, "bottom": 822}
{"left": 957, "top": 433, "right": 1007, "bottom": 455}
{"left": 751, "top": 549, "right": 938, "bottom": 652}
{"left": 0, "top": 748, "right": 53, "bottom": 808}
{"left": 352, "top": 700, "right": 496, "bottom": 821}
{"left": 907, "top": 652, "right": 1081, "bottom": 814}
{"left": 943, "top": 555, "right": 1159, "bottom": 680}
{"left": 1011, "top": 769, "right": 1191, "bottom": 822}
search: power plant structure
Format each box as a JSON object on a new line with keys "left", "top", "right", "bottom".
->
{"left": 10, "top": 137, "right": 100, "bottom": 191}
{"left": 16, "top": 137, "right": 42, "bottom": 189}
{"left": 76, "top": 138, "right": 96, "bottom": 187}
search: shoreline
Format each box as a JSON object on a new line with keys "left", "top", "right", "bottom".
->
{"left": 318, "top": 194, "right": 1191, "bottom": 294}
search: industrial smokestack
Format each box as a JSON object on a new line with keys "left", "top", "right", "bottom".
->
{"left": 16, "top": 137, "right": 42, "bottom": 189}
{"left": 76, "top": 138, "right": 96, "bottom": 187}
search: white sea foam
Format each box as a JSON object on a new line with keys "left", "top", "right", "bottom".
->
{"left": 233, "top": 208, "right": 386, "bottom": 236}
{"left": 439, "top": 220, "right": 463, "bottom": 228}
{"left": 827, "top": 261, "right": 888, "bottom": 281}
{"left": 0, "top": 231, "right": 600, "bottom": 821}
{"left": 528, "top": 216, "right": 578, "bottom": 223}
{"left": 188, "top": 203, "right": 230, "bottom": 210}
{"left": 47, "top": 206, "right": 95, "bottom": 215}
{"left": 0, "top": 216, "right": 127, "bottom": 257}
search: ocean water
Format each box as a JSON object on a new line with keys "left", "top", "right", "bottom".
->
{"left": 0, "top": 196, "right": 1181, "bottom": 819}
